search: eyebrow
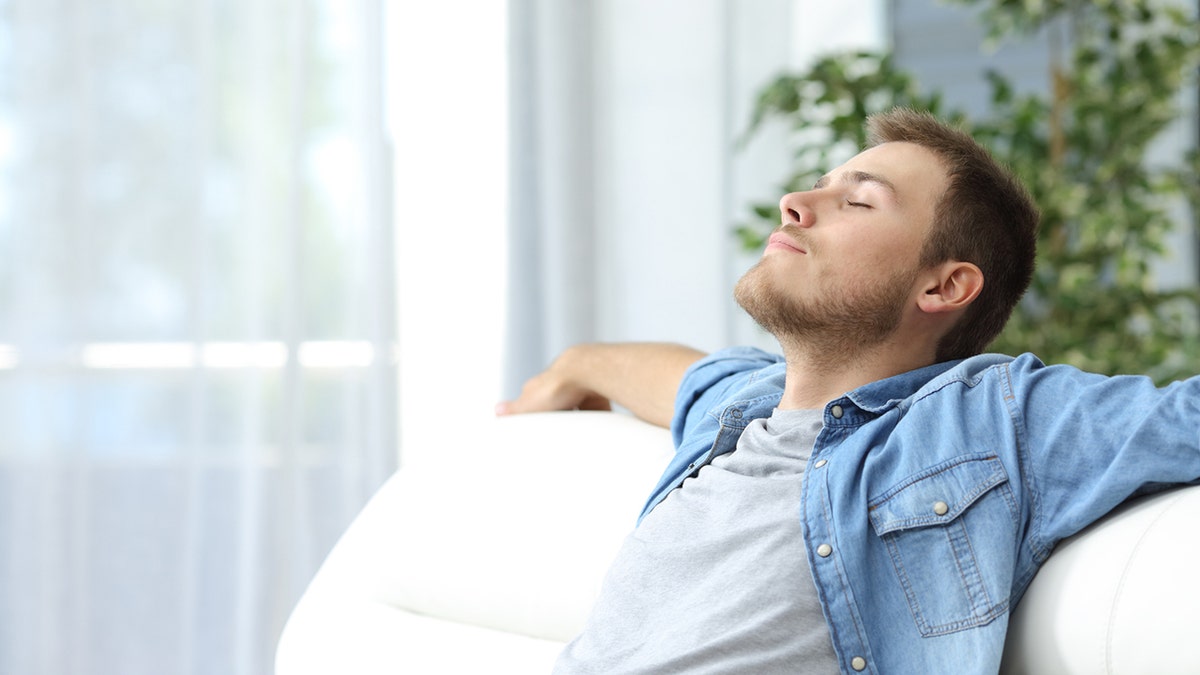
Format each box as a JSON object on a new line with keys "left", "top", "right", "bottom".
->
{"left": 812, "top": 170, "right": 900, "bottom": 201}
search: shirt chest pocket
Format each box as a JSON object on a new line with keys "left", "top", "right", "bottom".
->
{"left": 868, "top": 453, "right": 1018, "bottom": 637}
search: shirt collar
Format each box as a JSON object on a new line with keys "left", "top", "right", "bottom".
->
{"left": 844, "top": 359, "right": 966, "bottom": 414}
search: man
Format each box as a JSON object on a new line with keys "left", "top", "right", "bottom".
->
{"left": 495, "top": 108, "right": 1200, "bottom": 674}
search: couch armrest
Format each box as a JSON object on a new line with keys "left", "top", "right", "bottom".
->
{"left": 1001, "top": 485, "right": 1200, "bottom": 674}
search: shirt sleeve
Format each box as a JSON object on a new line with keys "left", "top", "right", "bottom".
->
{"left": 1004, "top": 353, "right": 1200, "bottom": 552}
{"left": 669, "top": 346, "right": 784, "bottom": 448}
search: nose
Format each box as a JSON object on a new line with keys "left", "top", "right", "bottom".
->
{"left": 779, "top": 191, "right": 815, "bottom": 227}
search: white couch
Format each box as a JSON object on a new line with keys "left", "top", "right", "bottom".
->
{"left": 276, "top": 411, "right": 1200, "bottom": 674}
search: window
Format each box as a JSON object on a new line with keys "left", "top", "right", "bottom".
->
{"left": 0, "top": 1, "right": 394, "bottom": 673}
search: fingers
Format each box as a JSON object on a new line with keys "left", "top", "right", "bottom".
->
{"left": 494, "top": 376, "right": 610, "bottom": 416}
{"left": 494, "top": 396, "right": 549, "bottom": 416}
{"left": 495, "top": 396, "right": 612, "bottom": 416}
{"left": 495, "top": 346, "right": 614, "bottom": 416}
{"left": 576, "top": 393, "right": 613, "bottom": 412}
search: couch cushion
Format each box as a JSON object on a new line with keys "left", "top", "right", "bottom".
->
{"left": 315, "top": 411, "right": 675, "bottom": 644}
{"left": 275, "top": 594, "right": 565, "bottom": 675}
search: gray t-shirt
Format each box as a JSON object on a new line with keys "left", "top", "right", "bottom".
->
{"left": 554, "top": 408, "right": 839, "bottom": 674}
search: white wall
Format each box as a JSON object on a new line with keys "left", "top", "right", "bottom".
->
{"left": 590, "top": 0, "right": 733, "bottom": 351}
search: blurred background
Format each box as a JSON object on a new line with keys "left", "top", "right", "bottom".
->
{"left": 0, "top": 1, "right": 1195, "bottom": 673}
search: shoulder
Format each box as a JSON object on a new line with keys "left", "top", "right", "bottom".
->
{"left": 929, "top": 352, "right": 1172, "bottom": 410}
{"left": 899, "top": 353, "right": 1048, "bottom": 408}
{"left": 930, "top": 352, "right": 1044, "bottom": 387}
{"left": 691, "top": 346, "right": 785, "bottom": 370}
{"left": 671, "top": 346, "right": 785, "bottom": 442}
{"left": 679, "top": 347, "right": 785, "bottom": 395}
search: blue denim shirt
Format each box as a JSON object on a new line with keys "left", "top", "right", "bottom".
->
{"left": 640, "top": 346, "right": 1200, "bottom": 675}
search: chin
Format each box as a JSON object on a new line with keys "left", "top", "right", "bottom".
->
{"left": 733, "top": 263, "right": 798, "bottom": 336}
{"left": 735, "top": 258, "right": 913, "bottom": 348}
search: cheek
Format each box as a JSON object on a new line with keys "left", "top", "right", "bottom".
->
{"left": 863, "top": 234, "right": 922, "bottom": 268}
{"left": 831, "top": 244, "right": 920, "bottom": 288}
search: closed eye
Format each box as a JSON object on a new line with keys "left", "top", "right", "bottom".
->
{"left": 846, "top": 201, "right": 872, "bottom": 208}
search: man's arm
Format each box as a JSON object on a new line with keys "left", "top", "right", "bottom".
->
{"left": 495, "top": 342, "right": 706, "bottom": 428}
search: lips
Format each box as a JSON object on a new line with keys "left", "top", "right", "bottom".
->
{"left": 766, "top": 231, "right": 806, "bottom": 254}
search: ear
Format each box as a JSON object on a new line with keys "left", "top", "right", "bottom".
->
{"left": 917, "top": 261, "right": 983, "bottom": 315}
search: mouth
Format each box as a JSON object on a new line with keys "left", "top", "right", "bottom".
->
{"left": 766, "top": 232, "right": 806, "bottom": 255}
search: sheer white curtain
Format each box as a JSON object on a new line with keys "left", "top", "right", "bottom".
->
{"left": 0, "top": 1, "right": 394, "bottom": 674}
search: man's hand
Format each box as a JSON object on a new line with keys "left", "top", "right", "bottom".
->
{"left": 495, "top": 342, "right": 705, "bottom": 428}
{"left": 495, "top": 356, "right": 614, "bottom": 415}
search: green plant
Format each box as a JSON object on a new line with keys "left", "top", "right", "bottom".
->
{"left": 739, "top": 0, "right": 1200, "bottom": 383}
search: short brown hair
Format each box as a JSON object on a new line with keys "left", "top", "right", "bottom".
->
{"left": 867, "top": 107, "right": 1039, "bottom": 361}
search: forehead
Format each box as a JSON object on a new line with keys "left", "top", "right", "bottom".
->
{"left": 836, "top": 142, "right": 948, "bottom": 208}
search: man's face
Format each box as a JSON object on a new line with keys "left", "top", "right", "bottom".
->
{"left": 734, "top": 141, "right": 949, "bottom": 348}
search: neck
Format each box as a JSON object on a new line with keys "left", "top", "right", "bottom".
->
{"left": 775, "top": 332, "right": 939, "bottom": 410}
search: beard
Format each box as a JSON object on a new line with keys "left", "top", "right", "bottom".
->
{"left": 733, "top": 257, "right": 918, "bottom": 354}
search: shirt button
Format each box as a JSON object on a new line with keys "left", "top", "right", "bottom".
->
{"left": 933, "top": 501, "right": 949, "bottom": 516}
{"left": 851, "top": 656, "right": 867, "bottom": 671}
{"left": 814, "top": 459, "right": 827, "bottom": 469}
{"left": 830, "top": 405, "right": 844, "bottom": 419}
{"left": 816, "top": 544, "right": 833, "bottom": 557}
